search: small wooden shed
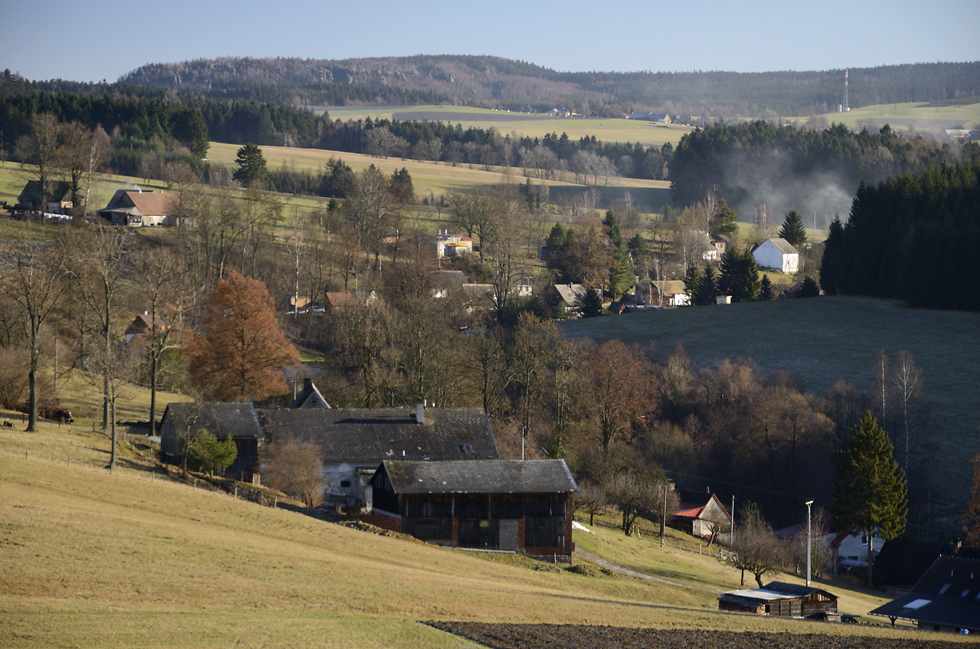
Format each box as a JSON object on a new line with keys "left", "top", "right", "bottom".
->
{"left": 718, "top": 582, "right": 838, "bottom": 619}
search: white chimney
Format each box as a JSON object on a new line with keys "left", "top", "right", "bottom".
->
{"left": 415, "top": 403, "right": 424, "bottom": 424}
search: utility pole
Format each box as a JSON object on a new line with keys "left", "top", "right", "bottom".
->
{"left": 805, "top": 500, "right": 814, "bottom": 587}
{"left": 730, "top": 495, "right": 735, "bottom": 553}
{"left": 661, "top": 484, "right": 668, "bottom": 547}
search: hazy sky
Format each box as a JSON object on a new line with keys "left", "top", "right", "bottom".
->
{"left": 3, "top": 0, "right": 978, "bottom": 83}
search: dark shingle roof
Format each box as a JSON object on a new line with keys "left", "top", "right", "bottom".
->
{"left": 869, "top": 556, "right": 980, "bottom": 629}
{"left": 380, "top": 459, "right": 578, "bottom": 495}
{"left": 256, "top": 407, "right": 498, "bottom": 465}
{"left": 163, "top": 402, "right": 262, "bottom": 439}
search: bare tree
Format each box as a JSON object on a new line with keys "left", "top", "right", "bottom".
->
{"left": 0, "top": 240, "right": 69, "bottom": 431}
{"left": 891, "top": 350, "right": 922, "bottom": 475}
{"left": 575, "top": 480, "right": 608, "bottom": 526}
{"left": 723, "top": 501, "right": 784, "bottom": 587}
{"left": 15, "top": 113, "right": 61, "bottom": 213}
{"left": 261, "top": 438, "right": 325, "bottom": 508}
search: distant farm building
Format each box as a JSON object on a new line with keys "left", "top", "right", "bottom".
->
{"left": 753, "top": 238, "right": 800, "bottom": 274}
{"left": 719, "top": 582, "right": 838, "bottom": 619}
{"left": 98, "top": 189, "right": 175, "bottom": 227}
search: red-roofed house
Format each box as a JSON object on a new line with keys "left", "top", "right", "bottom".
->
{"left": 673, "top": 493, "right": 733, "bottom": 541}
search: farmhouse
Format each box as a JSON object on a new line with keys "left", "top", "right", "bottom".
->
{"left": 547, "top": 283, "right": 601, "bottom": 314}
{"left": 289, "top": 377, "right": 331, "bottom": 409}
{"left": 98, "top": 189, "right": 174, "bottom": 227}
{"left": 651, "top": 280, "right": 689, "bottom": 307}
{"left": 870, "top": 556, "right": 980, "bottom": 633}
{"left": 366, "top": 459, "right": 578, "bottom": 560}
{"left": 673, "top": 493, "right": 733, "bottom": 542}
{"left": 18, "top": 180, "right": 74, "bottom": 214}
{"left": 753, "top": 238, "right": 799, "bottom": 274}
{"left": 718, "top": 582, "right": 838, "bottom": 619}
{"left": 256, "top": 405, "right": 498, "bottom": 508}
{"left": 159, "top": 402, "right": 263, "bottom": 482}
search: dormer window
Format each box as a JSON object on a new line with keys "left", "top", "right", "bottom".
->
{"left": 460, "top": 444, "right": 473, "bottom": 454}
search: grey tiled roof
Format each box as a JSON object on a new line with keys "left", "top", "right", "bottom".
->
{"left": 163, "top": 402, "right": 262, "bottom": 439}
{"left": 256, "top": 407, "right": 498, "bottom": 465}
{"left": 380, "top": 459, "right": 578, "bottom": 494}
{"left": 870, "top": 556, "right": 980, "bottom": 628}
{"left": 768, "top": 237, "right": 800, "bottom": 255}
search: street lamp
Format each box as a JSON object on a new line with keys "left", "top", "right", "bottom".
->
{"left": 805, "top": 500, "right": 814, "bottom": 587}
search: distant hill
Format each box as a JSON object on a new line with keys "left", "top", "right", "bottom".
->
{"left": 120, "top": 55, "right": 980, "bottom": 117}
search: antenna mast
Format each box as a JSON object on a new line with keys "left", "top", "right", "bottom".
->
{"left": 845, "top": 68, "right": 849, "bottom": 112}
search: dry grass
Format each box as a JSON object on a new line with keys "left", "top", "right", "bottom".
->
{"left": 0, "top": 422, "right": 940, "bottom": 648}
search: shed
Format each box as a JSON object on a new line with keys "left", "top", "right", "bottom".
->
{"left": 673, "top": 493, "right": 732, "bottom": 541}
{"left": 718, "top": 581, "right": 838, "bottom": 619}
{"left": 367, "top": 459, "right": 578, "bottom": 560}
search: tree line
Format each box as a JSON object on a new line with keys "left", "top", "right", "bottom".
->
{"left": 819, "top": 160, "right": 980, "bottom": 310}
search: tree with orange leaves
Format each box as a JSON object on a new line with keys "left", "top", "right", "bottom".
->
{"left": 187, "top": 270, "right": 299, "bottom": 402}
{"left": 964, "top": 441, "right": 980, "bottom": 548}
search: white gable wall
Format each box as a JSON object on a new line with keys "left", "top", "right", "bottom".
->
{"left": 753, "top": 240, "right": 799, "bottom": 274}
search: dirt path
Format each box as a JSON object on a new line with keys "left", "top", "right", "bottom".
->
{"left": 575, "top": 548, "right": 722, "bottom": 594}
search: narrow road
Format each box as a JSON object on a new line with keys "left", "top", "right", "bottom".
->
{"left": 575, "top": 548, "right": 723, "bottom": 594}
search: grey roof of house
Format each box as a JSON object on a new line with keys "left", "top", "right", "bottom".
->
{"left": 719, "top": 581, "right": 836, "bottom": 604}
{"left": 256, "top": 407, "right": 498, "bottom": 465}
{"left": 767, "top": 238, "right": 800, "bottom": 255}
{"left": 869, "top": 556, "right": 980, "bottom": 628}
{"left": 379, "top": 459, "right": 578, "bottom": 495}
{"left": 162, "top": 402, "right": 262, "bottom": 439}
{"left": 288, "top": 380, "right": 331, "bottom": 409}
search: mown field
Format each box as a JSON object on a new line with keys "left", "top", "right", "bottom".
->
{"left": 562, "top": 296, "right": 980, "bottom": 534}
{"left": 322, "top": 104, "right": 695, "bottom": 149}
{"left": 205, "top": 142, "right": 672, "bottom": 212}
{"left": 789, "top": 100, "right": 980, "bottom": 132}
{"left": 2, "top": 414, "right": 950, "bottom": 649}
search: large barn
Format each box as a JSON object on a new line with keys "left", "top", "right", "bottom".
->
{"left": 366, "top": 459, "right": 578, "bottom": 560}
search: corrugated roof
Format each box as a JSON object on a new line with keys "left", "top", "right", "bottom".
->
{"left": 257, "top": 407, "right": 498, "bottom": 465}
{"left": 719, "top": 582, "right": 836, "bottom": 604}
{"left": 380, "top": 459, "right": 578, "bottom": 494}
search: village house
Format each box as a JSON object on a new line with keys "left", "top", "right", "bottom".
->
{"left": 18, "top": 180, "right": 74, "bottom": 214}
{"left": 870, "top": 556, "right": 980, "bottom": 633}
{"left": 256, "top": 404, "right": 498, "bottom": 508}
{"left": 650, "top": 280, "right": 690, "bottom": 307}
{"left": 753, "top": 238, "right": 800, "bottom": 274}
{"left": 673, "top": 493, "right": 733, "bottom": 543}
{"left": 159, "top": 402, "right": 264, "bottom": 483}
{"left": 98, "top": 188, "right": 175, "bottom": 227}
{"left": 365, "top": 459, "right": 578, "bottom": 560}
{"left": 546, "top": 283, "right": 601, "bottom": 315}
{"left": 422, "top": 231, "right": 474, "bottom": 258}
{"left": 289, "top": 377, "right": 331, "bottom": 409}
{"left": 718, "top": 582, "right": 838, "bottom": 619}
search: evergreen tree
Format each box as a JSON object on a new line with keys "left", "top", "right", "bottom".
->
{"left": 579, "top": 286, "right": 604, "bottom": 317}
{"left": 232, "top": 143, "right": 268, "bottom": 188}
{"left": 831, "top": 413, "right": 907, "bottom": 586}
{"left": 718, "top": 247, "right": 761, "bottom": 302}
{"left": 545, "top": 222, "right": 568, "bottom": 254}
{"left": 683, "top": 264, "right": 701, "bottom": 305}
{"left": 779, "top": 210, "right": 807, "bottom": 247}
{"left": 759, "top": 274, "right": 773, "bottom": 301}
{"left": 712, "top": 199, "right": 739, "bottom": 238}
{"left": 798, "top": 275, "right": 820, "bottom": 298}
{"left": 693, "top": 266, "right": 718, "bottom": 306}
{"left": 819, "top": 215, "right": 845, "bottom": 295}
{"left": 187, "top": 431, "right": 238, "bottom": 476}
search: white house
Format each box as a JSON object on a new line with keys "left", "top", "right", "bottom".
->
{"left": 753, "top": 238, "right": 800, "bottom": 274}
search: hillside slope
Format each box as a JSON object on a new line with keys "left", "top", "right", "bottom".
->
{"left": 0, "top": 422, "right": 911, "bottom": 649}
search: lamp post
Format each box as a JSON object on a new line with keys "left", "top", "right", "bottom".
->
{"left": 805, "top": 500, "right": 814, "bottom": 587}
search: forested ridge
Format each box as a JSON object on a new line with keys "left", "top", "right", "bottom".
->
{"left": 668, "top": 120, "right": 980, "bottom": 220}
{"left": 820, "top": 160, "right": 980, "bottom": 310}
{"left": 119, "top": 55, "right": 980, "bottom": 117}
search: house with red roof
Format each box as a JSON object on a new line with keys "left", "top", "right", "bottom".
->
{"left": 673, "top": 493, "right": 733, "bottom": 542}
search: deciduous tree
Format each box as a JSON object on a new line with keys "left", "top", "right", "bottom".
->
{"left": 724, "top": 501, "right": 784, "bottom": 587}
{"left": 186, "top": 270, "right": 300, "bottom": 402}
{"left": 963, "top": 443, "right": 980, "bottom": 548}
{"left": 261, "top": 438, "right": 324, "bottom": 508}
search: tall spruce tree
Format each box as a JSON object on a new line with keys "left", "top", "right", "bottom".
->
{"left": 779, "top": 210, "right": 807, "bottom": 248}
{"left": 718, "top": 247, "right": 761, "bottom": 302}
{"left": 232, "top": 143, "right": 269, "bottom": 188}
{"left": 831, "top": 412, "right": 907, "bottom": 586}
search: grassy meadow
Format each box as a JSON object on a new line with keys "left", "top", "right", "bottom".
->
{"left": 322, "top": 105, "right": 694, "bottom": 149}
{"left": 2, "top": 414, "right": 939, "bottom": 649}
{"left": 789, "top": 100, "right": 980, "bottom": 132}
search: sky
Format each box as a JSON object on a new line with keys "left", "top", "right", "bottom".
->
{"left": 3, "top": 0, "right": 979, "bottom": 83}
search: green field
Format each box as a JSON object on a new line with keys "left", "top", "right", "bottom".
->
{"left": 323, "top": 105, "right": 694, "bottom": 149}
{"left": 561, "top": 296, "right": 980, "bottom": 532}
{"left": 1, "top": 415, "right": 926, "bottom": 649}
{"left": 206, "top": 142, "right": 673, "bottom": 212}
{"left": 789, "top": 100, "right": 980, "bottom": 132}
